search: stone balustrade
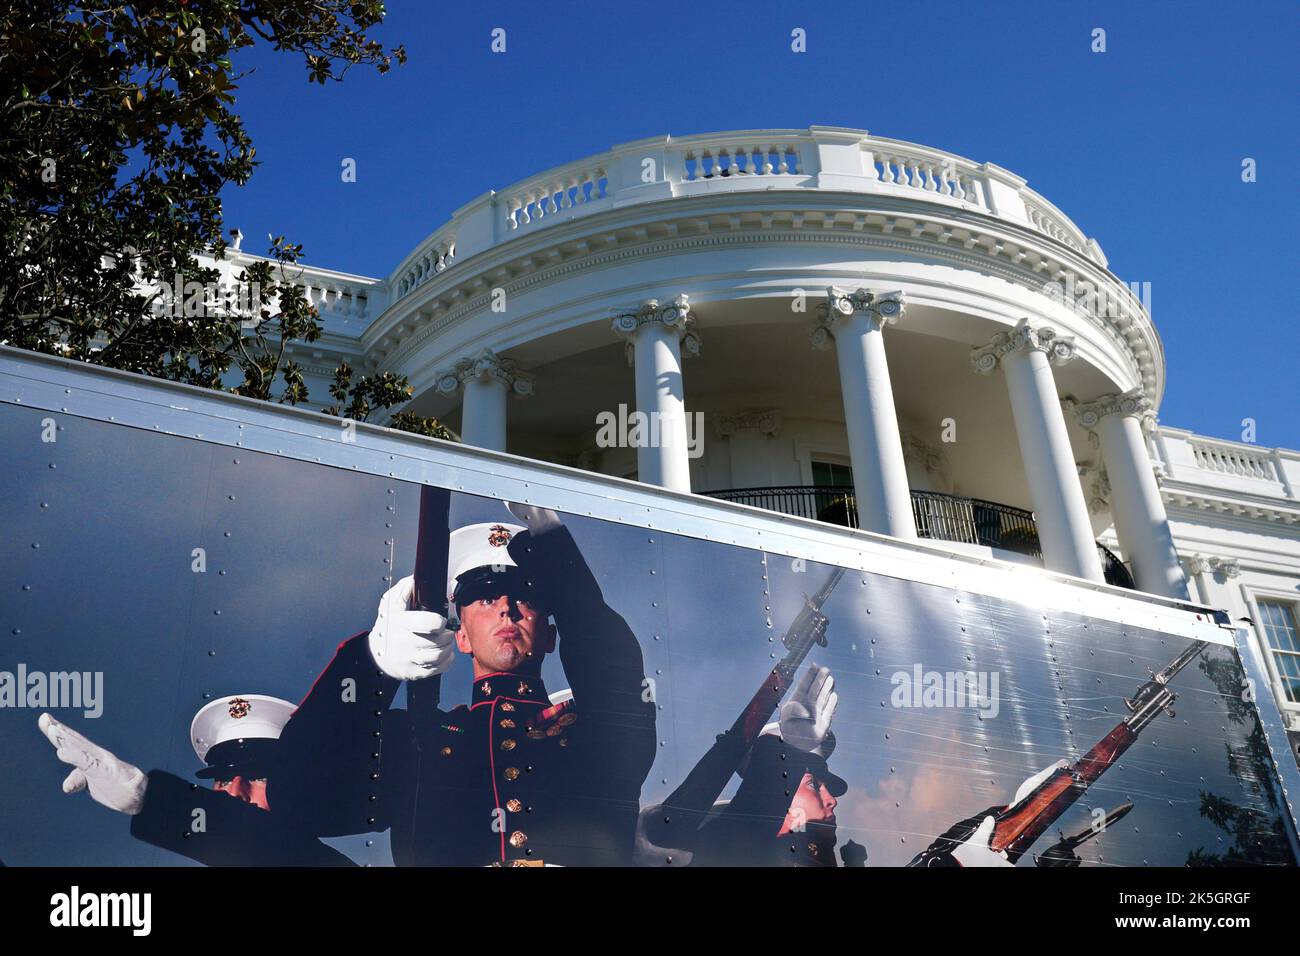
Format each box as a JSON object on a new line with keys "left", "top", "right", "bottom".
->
{"left": 183, "top": 250, "right": 379, "bottom": 326}
{"left": 863, "top": 135, "right": 991, "bottom": 211}
{"left": 1155, "top": 427, "right": 1299, "bottom": 500}
{"left": 1023, "top": 196, "right": 1087, "bottom": 254}
{"left": 383, "top": 126, "right": 1107, "bottom": 308}
{"left": 394, "top": 232, "right": 457, "bottom": 298}
{"left": 502, "top": 155, "right": 610, "bottom": 229}
{"left": 679, "top": 140, "right": 804, "bottom": 180}
{"left": 1191, "top": 437, "right": 1280, "bottom": 482}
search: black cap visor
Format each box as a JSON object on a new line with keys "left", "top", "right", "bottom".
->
{"left": 451, "top": 565, "right": 545, "bottom": 614}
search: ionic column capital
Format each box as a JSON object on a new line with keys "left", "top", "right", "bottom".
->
{"left": 714, "top": 408, "right": 782, "bottom": 439}
{"left": 1210, "top": 556, "right": 1241, "bottom": 579}
{"left": 1184, "top": 553, "right": 1241, "bottom": 580}
{"left": 971, "top": 318, "right": 1076, "bottom": 374}
{"left": 811, "top": 287, "right": 905, "bottom": 350}
{"left": 1071, "top": 388, "right": 1156, "bottom": 432}
{"left": 610, "top": 294, "right": 701, "bottom": 365}
{"left": 434, "top": 348, "right": 535, "bottom": 398}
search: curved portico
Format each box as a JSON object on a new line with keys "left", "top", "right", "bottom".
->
{"left": 344, "top": 127, "right": 1185, "bottom": 597}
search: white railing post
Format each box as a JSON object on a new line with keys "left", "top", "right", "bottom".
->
{"left": 810, "top": 126, "right": 872, "bottom": 190}
{"left": 450, "top": 191, "right": 498, "bottom": 262}
{"left": 978, "top": 163, "right": 1030, "bottom": 224}
{"left": 610, "top": 135, "right": 674, "bottom": 206}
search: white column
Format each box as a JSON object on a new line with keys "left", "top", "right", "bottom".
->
{"left": 435, "top": 348, "right": 534, "bottom": 452}
{"left": 611, "top": 296, "right": 700, "bottom": 492}
{"left": 1074, "top": 391, "right": 1189, "bottom": 599}
{"left": 972, "top": 319, "right": 1104, "bottom": 582}
{"left": 812, "top": 288, "right": 915, "bottom": 539}
{"left": 1182, "top": 554, "right": 1211, "bottom": 604}
{"left": 462, "top": 377, "right": 507, "bottom": 450}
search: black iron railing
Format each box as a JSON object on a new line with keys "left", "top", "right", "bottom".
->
{"left": 701, "top": 485, "right": 1137, "bottom": 589}
{"left": 1095, "top": 542, "right": 1137, "bottom": 590}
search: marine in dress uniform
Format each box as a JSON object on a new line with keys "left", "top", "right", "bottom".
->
{"left": 686, "top": 729, "right": 848, "bottom": 867}
{"left": 639, "top": 667, "right": 848, "bottom": 867}
{"left": 38, "top": 697, "right": 355, "bottom": 866}
{"left": 273, "top": 506, "right": 657, "bottom": 866}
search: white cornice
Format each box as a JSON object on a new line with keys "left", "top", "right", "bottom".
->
{"left": 1163, "top": 481, "right": 1300, "bottom": 528}
{"left": 212, "top": 249, "right": 382, "bottom": 286}
{"left": 364, "top": 197, "right": 1160, "bottom": 401}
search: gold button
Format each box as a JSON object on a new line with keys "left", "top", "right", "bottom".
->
{"left": 500, "top": 701, "right": 516, "bottom": 712}
{"left": 558, "top": 738, "right": 569, "bottom": 747}
{"left": 440, "top": 746, "right": 453, "bottom": 757}
{"left": 509, "top": 830, "right": 528, "bottom": 848}
{"left": 504, "top": 767, "right": 520, "bottom": 781}
{"left": 501, "top": 739, "right": 517, "bottom": 751}
{"left": 808, "top": 843, "right": 820, "bottom": 857}
{"left": 506, "top": 799, "right": 523, "bottom": 812}
{"left": 499, "top": 719, "right": 516, "bottom": 729}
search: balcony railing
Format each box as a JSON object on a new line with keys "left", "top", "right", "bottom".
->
{"left": 702, "top": 485, "right": 1137, "bottom": 589}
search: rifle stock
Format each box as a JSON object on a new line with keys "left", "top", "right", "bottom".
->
{"left": 989, "top": 640, "right": 1205, "bottom": 864}
{"left": 659, "top": 567, "right": 845, "bottom": 823}
{"left": 408, "top": 486, "right": 452, "bottom": 737}
{"left": 990, "top": 723, "right": 1137, "bottom": 861}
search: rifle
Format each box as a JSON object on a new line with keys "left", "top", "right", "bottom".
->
{"left": 655, "top": 566, "right": 846, "bottom": 825}
{"left": 407, "top": 485, "right": 452, "bottom": 740}
{"left": 911, "top": 640, "right": 1205, "bottom": 865}
{"left": 1034, "top": 801, "right": 1133, "bottom": 867}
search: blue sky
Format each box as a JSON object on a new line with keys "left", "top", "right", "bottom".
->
{"left": 219, "top": 0, "right": 1299, "bottom": 449}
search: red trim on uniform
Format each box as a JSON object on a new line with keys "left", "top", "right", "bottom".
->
{"left": 468, "top": 696, "right": 546, "bottom": 711}
{"left": 487, "top": 699, "right": 505, "bottom": 862}
{"left": 291, "top": 631, "right": 369, "bottom": 716}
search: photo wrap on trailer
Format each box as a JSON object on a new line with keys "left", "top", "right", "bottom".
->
{"left": 2, "top": 348, "right": 1298, "bottom": 868}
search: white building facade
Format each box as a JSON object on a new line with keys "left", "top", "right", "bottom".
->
{"left": 204, "top": 127, "right": 1300, "bottom": 745}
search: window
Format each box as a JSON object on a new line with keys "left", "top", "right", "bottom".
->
{"left": 1258, "top": 600, "right": 1300, "bottom": 704}
{"left": 809, "top": 460, "right": 857, "bottom": 528}
{"left": 811, "top": 460, "right": 853, "bottom": 488}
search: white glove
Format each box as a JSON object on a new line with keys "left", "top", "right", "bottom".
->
{"left": 1007, "top": 759, "right": 1069, "bottom": 808}
{"left": 38, "top": 713, "right": 147, "bottom": 815}
{"left": 948, "top": 761, "right": 1068, "bottom": 868}
{"left": 504, "top": 501, "right": 563, "bottom": 536}
{"left": 951, "top": 815, "right": 1013, "bottom": 867}
{"left": 368, "top": 575, "right": 456, "bottom": 681}
{"left": 780, "top": 665, "right": 837, "bottom": 754}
